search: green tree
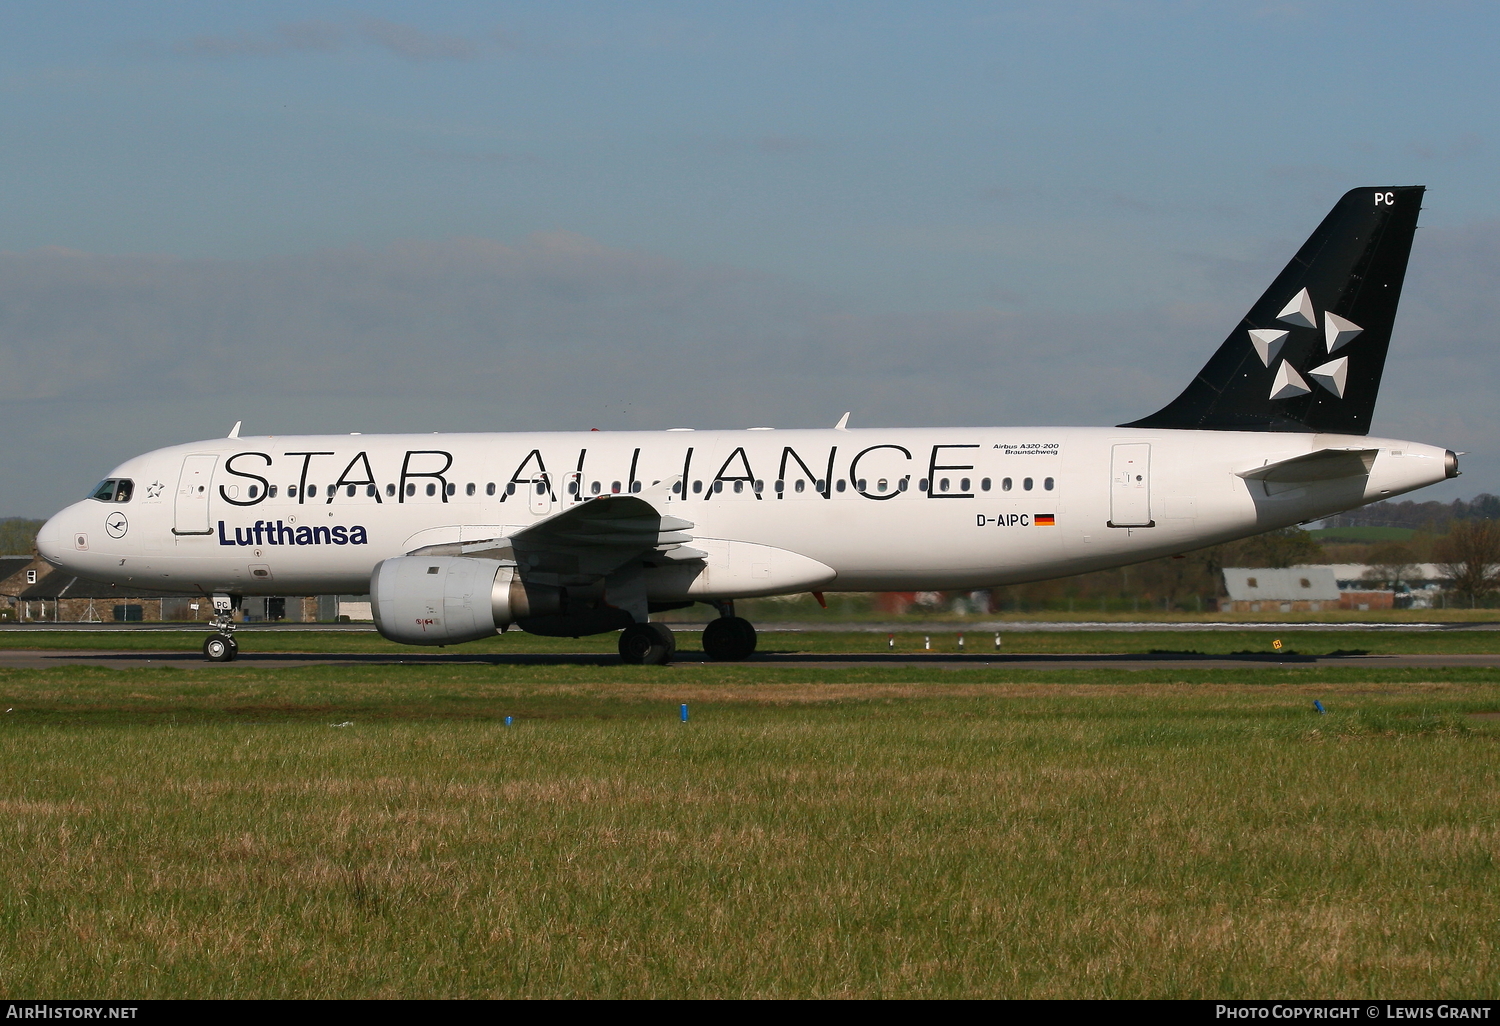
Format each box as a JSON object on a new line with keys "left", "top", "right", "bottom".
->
{"left": 1363, "top": 541, "right": 1419, "bottom": 589}
{"left": 0, "top": 519, "right": 43, "bottom": 556}
{"left": 1435, "top": 520, "right": 1500, "bottom": 608}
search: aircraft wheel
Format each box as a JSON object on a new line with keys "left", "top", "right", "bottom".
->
{"left": 619, "top": 623, "right": 673, "bottom": 665}
{"left": 647, "top": 622, "right": 677, "bottom": 658}
{"left": 702, "top": 616, "right": 757, "bottom": 661}
{"left": 203, "top": 634, "right": 235, "bottom": 662}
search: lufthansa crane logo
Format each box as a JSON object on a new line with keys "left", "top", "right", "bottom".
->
{"left": 105, "top": 512, "right": 129, "bottom": 539}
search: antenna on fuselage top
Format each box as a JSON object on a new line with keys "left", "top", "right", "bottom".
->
{"left": 227, "top": 421, "right": 241, "bottom": 439}
{"left": 834, "top": 412, "right": 851, "bottom": 431}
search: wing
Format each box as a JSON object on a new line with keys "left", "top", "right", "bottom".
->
{"left": 406, "top": 478, "right": 699, "bottom": 582}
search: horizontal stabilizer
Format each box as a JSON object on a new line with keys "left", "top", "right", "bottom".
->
{"left": 1237, "top": 448, "right": 1378, "bottom": 485}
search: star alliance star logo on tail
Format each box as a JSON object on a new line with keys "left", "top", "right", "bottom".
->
{"left": 1252, "top": 286, "right": 1360, "bottom": 401}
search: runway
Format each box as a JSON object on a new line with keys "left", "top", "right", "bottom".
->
{"left": 4, "top": 619, "right": 1499, "bottom": 633}
{"left": 5, "top": 648, "right": 1500, "bottom": 672}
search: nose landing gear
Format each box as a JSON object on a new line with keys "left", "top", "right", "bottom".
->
{"left": 203, "top": 632, "right": 237, "bottom": 662}
{"left": 203, "top": 593, "right": 238, "bottom": 662}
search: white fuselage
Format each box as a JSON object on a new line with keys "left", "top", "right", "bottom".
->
{"left": 37, "top": 426, "right": 1451, "bottom": 601}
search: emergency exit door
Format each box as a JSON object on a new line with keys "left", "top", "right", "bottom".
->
{"left": 173, "top": 454, "right": 218, "bottom": 535}
{"left": 528, "top": 472, "right": 554, "bottom": 516}
{"left": 1109, "top": 443, "right": 1153, "bottom": 527}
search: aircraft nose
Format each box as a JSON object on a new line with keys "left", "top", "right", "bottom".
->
{"left": 35, "top": 508, "right": 69, "bottom": 567}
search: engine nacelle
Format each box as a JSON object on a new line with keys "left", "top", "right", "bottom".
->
{"left": 370, "top": 556, "right": 561, "bottom": 646}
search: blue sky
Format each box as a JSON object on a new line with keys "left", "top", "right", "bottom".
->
{"left": 2, "top": 1, "right": 1498, "bottom": 515}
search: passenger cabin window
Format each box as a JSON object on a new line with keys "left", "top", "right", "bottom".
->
{"left": 308, "top": 484, "right": 319, "bottom": 497}
{"left": 387, "top": 484, "right": 396, "bottom": 496}
{"left": 714, "top": 481, "right": 723, "bottom": 493}
{"left": 268, "top": 485, "right": 278, "bottom": 498}
{"left": 288, "top": 485, "right": 298, "bottom": 498}
{"left": 1002, "top": 478, "right": 1012, "bottom": 491}
{"left": 466, "top": 483, "right": 476, "bottom": 496}
{"left": 795, "top": 480, "right": 806, "bottom": 493}
{"left": 612, "top": 481, "right": 622, "bottom": 493}
{"left": 857, "top": 479, "right": 867, "bottom": 491}
{"left": 981, "top": 478, "right": 991, "bottom": 491}
{"left": 406, "top": 483, "right": 416, "bottom": 497}
{"left": 693, "top": 481, "right": 703, "bottom": 493}
{"left": 426, "top": 483, "right": 436, "bottom": 496}
{"left": 877, "top": 479, "right": 888, "bottom": 492}
{"left": 247, "top": 485, "right": 259, "bottom": 499}
{"left": 486, "top": 483, "right": 495, "bottom": 496}
{"left": 446, "top": 483, "right": 457, "bottom": 496}
{"left": 919, "top": 479, "right": 928, "bottom": 492}
{"left": 836, "top": 480, "right": 846, "bottom": 492}
{"left": 940, "top": 478, "right": 950, "bottom": 492}
{"left": 960, "top": 478, "right": 970, "bottom": 491}
{"left": 347, "top": 484, "right": 357, "bottom": 497}
{"left": 1023, "top": 478, "right": 1034, "bottom": 491}
{"left": 367, "top": 485, "right": 377, "bottom": 497}
{"left": 1044, "top": 477, "right": 1055, "bottom": 491}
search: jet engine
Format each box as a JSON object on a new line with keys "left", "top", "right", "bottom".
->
{"left": 370, "top": 555, "right": 561, "bottom": 645}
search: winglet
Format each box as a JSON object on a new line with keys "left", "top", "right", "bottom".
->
{"left": 834, "top": 412, "right": 850, "bottom": 431}
{"left": 227, "top": 421, "right": 242, "bottom": 439}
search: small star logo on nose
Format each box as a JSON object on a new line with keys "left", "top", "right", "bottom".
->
{"left": 146, "top": 481, "right": 165, "bottom": 498}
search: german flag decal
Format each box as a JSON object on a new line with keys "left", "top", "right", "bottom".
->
{"left": 1035, "top": 514, "right": 1056, "bottom": 526}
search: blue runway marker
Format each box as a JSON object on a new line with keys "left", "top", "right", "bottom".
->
{"left": 504, "top": 716, "right": 513, "bottom": 726}
{"left": 680, "top": 703, "right": 689, "bottom": 722}
{"left": 1314, "top": 700, "right": 1325, "bottom": 715}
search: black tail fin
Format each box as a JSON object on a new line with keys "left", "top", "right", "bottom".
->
{"left": 1125, "top": 186, "right": 1424, "bottom": 434}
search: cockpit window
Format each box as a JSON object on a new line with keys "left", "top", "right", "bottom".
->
{"left": 89, "top": 478, "right": 134, "bottom": 503}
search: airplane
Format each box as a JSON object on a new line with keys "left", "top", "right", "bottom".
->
{"left": 34, "top": 186, "right": 1456, "bottom": 664}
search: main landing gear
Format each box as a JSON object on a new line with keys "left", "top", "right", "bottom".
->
{"left": 618, "top": 622, "right": 677, "bottom": 665}
{"left": 702, "top": 604, "right": 757, "bottom": 662}
{"left": 203, "top": 594, "right": 238, "bottom": 662}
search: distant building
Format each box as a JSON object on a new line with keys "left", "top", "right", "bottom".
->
{"left": 0, "top": 556, "right": 47, "bottom": 620}
{"left": 1220, "top": 566, "right": 1380, "bottom": 612}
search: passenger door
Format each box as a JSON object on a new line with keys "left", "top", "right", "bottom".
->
{"left": 173, "top": 454, "right": 218, "bottom": 535}
{"left": 1109, "top": 443, "right": 1153, "bottom": 527}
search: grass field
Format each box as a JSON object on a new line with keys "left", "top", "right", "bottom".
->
{"left": 2, "top": 657, "right": 1500, "bottom": 998}
{"left": 5, "top": 626, "right": 1500, "bottom": 656}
